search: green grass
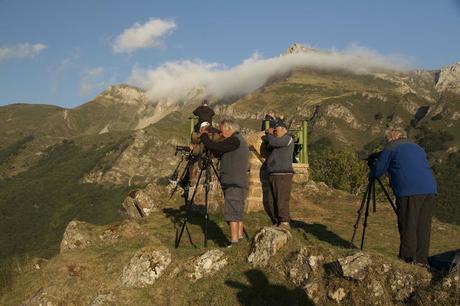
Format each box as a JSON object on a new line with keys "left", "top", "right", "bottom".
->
{"left": 0, "top": 135, "right": 34, "bottom": 165}
{"left": 2, "top": 182, "right": 458, "bottom": 305}
{"left": 0, "top": 138, "right": 133, "bottom": 265}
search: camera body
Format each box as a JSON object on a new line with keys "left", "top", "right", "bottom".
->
{"left": 358, "top": 150, "right": 382, "bottom": 169}
{"left": 175, "top": 145, "right": 191, "bottom": 156}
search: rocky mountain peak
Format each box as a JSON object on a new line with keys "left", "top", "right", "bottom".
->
{"left": 435, "top": 61, "right": 460, "bottom": 94}
{"left": 99, "top": 84, "right": 147, "bottom": 105}
{"left": 284, "top": 43, "right": 318, "bottom": 55}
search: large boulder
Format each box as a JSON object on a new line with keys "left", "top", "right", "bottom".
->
{"left": 121, "top": 247, "right": 171, "bottom": 288}
{"left": 248, "top": 226, "right": 292, "bottom": 267}
{"left": 186, "top": 249, "right": 228, "bottom": 282}
{"left": 337, "top": 252, "right": 372, "bottom": 281}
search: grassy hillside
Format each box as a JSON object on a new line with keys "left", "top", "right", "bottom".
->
{"left": 1, "top": 183, "right": 459, "bottom": 304}
{"left": 0, "top": 133, "right": 134, "bottom": 266}
{"left": 0, "top": 104, "right": 71, "bottom": 148}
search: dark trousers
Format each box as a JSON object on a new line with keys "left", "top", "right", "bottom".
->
{"left": 267, "top": 174, "right": 293, "bottom": 223}
{"left": 396, "top": 194, "right": 435, "bottom": 265}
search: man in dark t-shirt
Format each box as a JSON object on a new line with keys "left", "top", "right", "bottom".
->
{"left": 193, "top": 99, "right": 215, "bottom": 132}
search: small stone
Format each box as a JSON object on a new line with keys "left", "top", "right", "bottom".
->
{"left": 367, "top": 279, "right": 384, "bottom": 297}
{"left": 308, "top": 255, "right": 324, "bottom": 270}
{"left": 187, "top": 249, "right": 228, "bottom": 282}
{"left": 247, "top": 227, "right": 292, "bottom": 267}
{"left": 21, "top": 288, "right": 57, "bottom": 306}
{"left": 303, "top": 180, "right": 319, "bottom": 193}
{"left": 381, "top": 263, "right": 391, "bottom": 273}
{"left": 337, "top": 252, "right": 372, "bottom": 281}
{"left": 121, "top": 247, "right": 171, "bottom": 288}
{"left": 304, "top": 282, "right": 321, "bottom": 304}
{"left": 389, "top": 271, "right": 415, "bottom": 302}
{"left": 89, "top": 292, "right": 115, "bottom": 306}
{"left": 328, "top": 287, "right": 347, "bottom": 303}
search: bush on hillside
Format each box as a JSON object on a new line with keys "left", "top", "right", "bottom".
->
{"left": 310, "top": 145, "right": 368, "bottom": 194}
{"left": 432, "top": 153, "right": 460, "bottom": 225}
{"left": 415, "top": 126, "right": 454, "bottom": 153}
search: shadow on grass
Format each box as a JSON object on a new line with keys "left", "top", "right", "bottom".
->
{"left": 291, "top": 220, "right": 351, "bottom": 248}
{"left": 163, "top": 205, "right": 229, "bottom": 247}
{"left": 225, "top": 269, "right": 313, "bottom": 306}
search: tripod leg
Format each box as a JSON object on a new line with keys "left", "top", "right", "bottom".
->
{"left": 243, "top": 227, "right": 250, "bottom": 240}
{"left": 360, "top": 181, "right": 373, "bottom": 250}
{"left": 169, "top": 158, "right": 191, "bottom": 199}
{"left": 204, "top": 164, "right": 210, "bottom": 248}
{"left": 350, "top": 181, "right": 371, "bottom": 247}
{"left": 210, "top": 160, "right": 222, "bottom": 186}
{"left": 372, "top": 180, "right": 377, "bottom": 213}
{"left": 376, "top": 178, "right": 397, "bottom": 214}
{"left": 175, "top": 167, "right": 204, "bottom": 248}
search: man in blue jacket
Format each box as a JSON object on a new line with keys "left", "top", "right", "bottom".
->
{"left": 370, "top": 127, "right": 437, "bottom": 266}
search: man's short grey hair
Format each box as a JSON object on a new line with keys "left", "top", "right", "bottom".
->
{"left": 384, "top": 127, "right": 407, "bottom": 142}
{"left": 220, "top": 118, "right": 240, "bottom": 132}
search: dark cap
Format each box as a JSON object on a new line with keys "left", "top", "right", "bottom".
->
{"left": 274, "top": 120, "right": 287, "bottom": 129}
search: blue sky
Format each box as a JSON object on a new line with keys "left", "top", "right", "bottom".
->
{"left": 0, "top": 0, "right": 459, "bottom": 108}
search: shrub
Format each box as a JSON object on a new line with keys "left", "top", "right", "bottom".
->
{"left": 310, "top": 146, "right": 368, "bottom": 194}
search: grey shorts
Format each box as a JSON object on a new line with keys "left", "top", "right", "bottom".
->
{"left": 223, "top": 187, "right": 246, "bottom": 222}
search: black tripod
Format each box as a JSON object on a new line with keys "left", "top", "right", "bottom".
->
{"left": 175, "top": 151, "right": 222, "bottom": 248}
{"left": 350, "top": 177, "right": 397, "bottom": 250}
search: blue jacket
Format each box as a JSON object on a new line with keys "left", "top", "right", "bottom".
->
{"left": 370, "top": 139, "right": 437, "bottom": 198}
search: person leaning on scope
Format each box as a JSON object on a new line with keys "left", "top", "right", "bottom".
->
{"left": 369, "top": 127, "right": 437, "bottom": 266}
{"left": 200, "top": 119, "right": 249, "bottom": 246}
{"left": 190, "top": 121, "right": 221, "bottom": 156}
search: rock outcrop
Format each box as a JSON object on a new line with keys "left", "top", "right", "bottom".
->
{"left": 100, "top": 84, "right": 146, "bottom": 105}
{"left": 436, "top": 62, "right": 460, "bottom": 94}
{"left": 337, "top": 252, "right": 372, "bottom": 281}
{"left": 60, "top": 220, "right": 143, "bottom": 252}
{"left": 121, "top": 247, "right": 171, "bottom": 288}
{"left": 60, "top": 221, "right": 97, "bottom": 252}
{"left": 186, "top": 249, "right": 228, "bottom": 282}
{"left": 122, "top": 188, "right": 158, "bottom": 218}
{"left": 283, "top": 43, "right": 318, "bottom": 55}
{"left": 248, "top": 226, "right": 292, "bottom": 267}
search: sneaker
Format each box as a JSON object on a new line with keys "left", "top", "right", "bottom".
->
{"left": 226, "top": 240, "right": 239, "bottom": 248}
{"left": 278, "top": 222, "right": 291, "bottom": 230}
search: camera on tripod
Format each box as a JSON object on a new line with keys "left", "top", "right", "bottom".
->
{"left": 175, "top": 145, "right": 191, "bottom": 156}
{"left": 350, "top": 149, "right": 396, "bottom": 250}
{"left": 358, "top": 150, "right": 382, "bottom": 169}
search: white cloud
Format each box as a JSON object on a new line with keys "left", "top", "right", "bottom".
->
{"left": 79, "top": 67, "right": 106, "bottom": 97}
{"left": 128, "top": 44, "right": 414, "bottom": 105}
{"left": 113, "top": 18, "right": 176, "bottom": 53}
{"left": 0, "top": 43, "right": 47, "bottom": 61}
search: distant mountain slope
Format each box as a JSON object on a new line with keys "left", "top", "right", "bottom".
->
{"left": 0, "top": 84, "right": 178, "bottom": 149}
